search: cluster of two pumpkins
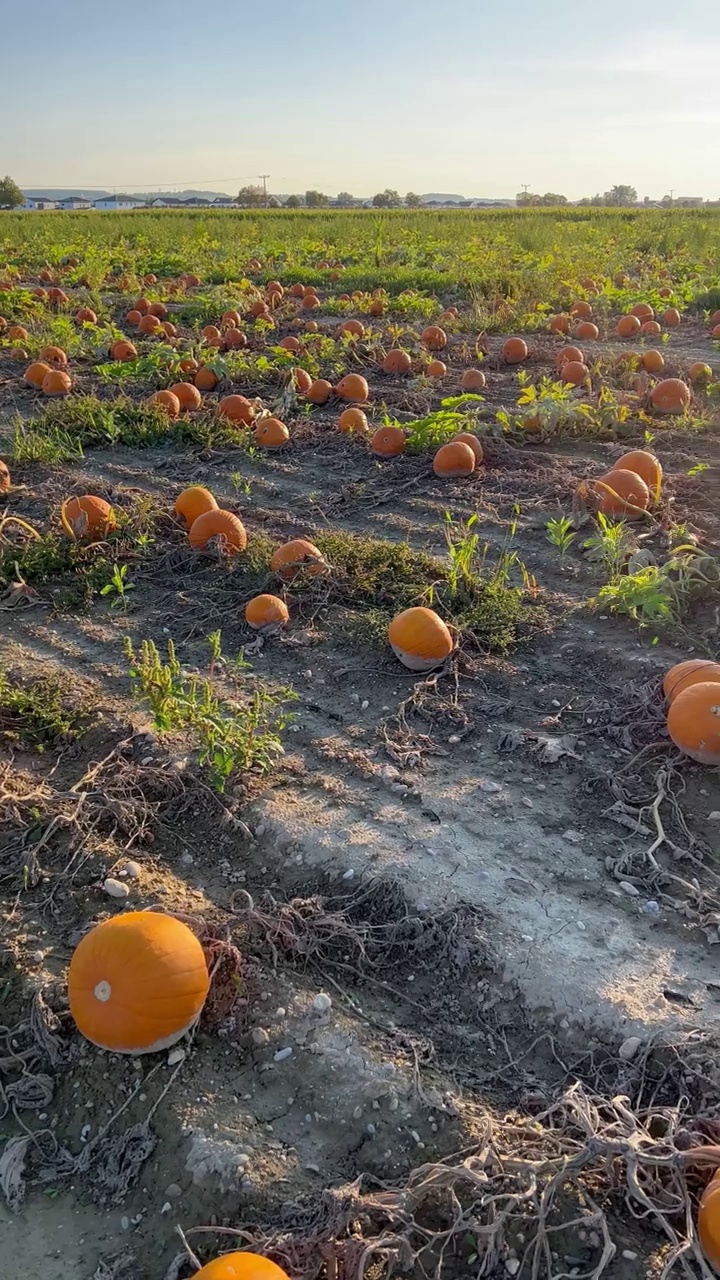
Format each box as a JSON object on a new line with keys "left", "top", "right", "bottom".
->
{"left": 663, "top": 660, "right": 720, "bottom": 767}
{"left": 588, "top": 448, "right": 663, "bottom": 519}
{"left": 24, "top": 345, "right": 73, "bottom": 397}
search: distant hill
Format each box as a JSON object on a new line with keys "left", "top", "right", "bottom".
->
{"left": 22, "top": 188, "right": 232, "bottom": 202}
{"left": 421, "top": 193, "right": 465, "bottom": 204}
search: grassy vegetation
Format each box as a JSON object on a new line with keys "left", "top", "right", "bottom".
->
{"left": 0, "top": 670, "right": 81, "bottom": 748}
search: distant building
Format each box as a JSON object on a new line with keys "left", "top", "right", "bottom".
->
{"left": 59, "top": 195, "right": 92, "bottom": 210}
{"left": 94, "top": 195, "right": 146, "bottom": 210}
{"left": 147, "top": 196, "right": 186, "bottom": 208}
{"left": 184, "top": 197, "right": 211, "bottom": 206}
{"left": 210, "top": 197, "right": 236, "bottom": 207}
{"left": 21, "top": 195, "right": 59, "bottom": 210}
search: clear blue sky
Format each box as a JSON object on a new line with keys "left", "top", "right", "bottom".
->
{"left": 5, "top": 0, "right": 719, "bottom": 199}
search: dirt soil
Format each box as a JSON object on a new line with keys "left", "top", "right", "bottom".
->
{"left": 1, "top": 319, "right": 720, "bottom": 1280}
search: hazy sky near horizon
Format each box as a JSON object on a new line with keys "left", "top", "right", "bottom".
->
{"left": 4, "top": 0, "right": 718, "bottom": 199}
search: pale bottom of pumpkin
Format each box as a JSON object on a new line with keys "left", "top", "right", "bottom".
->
{"left": 82, "top": 1012, "right": 201, "bottom": 1055}
{"left": 681, "top": 744, "right": 720, "bottom": 766}
{"left": 391, "top": 643, "right": 449, "bottom": 672}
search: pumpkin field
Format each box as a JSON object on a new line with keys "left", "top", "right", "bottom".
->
{"left": 1, "top": 206, "right": 720, "bottom": 1279}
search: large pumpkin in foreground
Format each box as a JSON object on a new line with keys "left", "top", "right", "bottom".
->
{"left": 667, "top": 682, "right": 720, "bottom": 766}
{"left": 68, "top": 912, "right": 209, "bottom": 1054}
{"left": 195, "top": 1253, "right": 290, "bottom": 1280}
{"left": 388, "top": 607, "right": 453, "bottom": 671}
{"left": 699, "top": 1170, "right": 720, "bottom": 1269}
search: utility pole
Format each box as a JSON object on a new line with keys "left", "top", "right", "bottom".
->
{"left": 669, "top": 189, "right": 674, "bottom": 206}
{"left": 259, "top": 174, "right": 270, "bottom": 208}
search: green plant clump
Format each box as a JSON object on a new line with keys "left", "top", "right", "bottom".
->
{"left": 0, "top": 670, "right": 81, "bottom": 749}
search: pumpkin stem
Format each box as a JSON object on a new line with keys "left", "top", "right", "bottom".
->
{"left": 0, "top": 514, "right": 42, "bottom": 542}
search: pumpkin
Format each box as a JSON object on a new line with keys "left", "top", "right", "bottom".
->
{"left": 641, "top": 349, "right": 664, "bottom": 374}
{"left": 560, "top": 360, "right": 589, "bottom": 387}
{"left": 502, "top": 337, "right": 528, "bottom": 364}
{"left": 144, "top": 273, "right": 157, "bottom": 284}
{"left": 184, "top": 273, "right": 201, "bottom": 287}
{"left": 24, "top": 361, "right": 52, "bottom": 389}
{"left": 611, "top": 450, "right": 662, "bottom": 501}
{"left": 630, "top": 303, "right": 654, "bottom": 321}
{"left": 650, "top": 378, "right": 690, "bottom": 414}
{"left": 218, "top": 395, "right": 255, "bottom": 425}
{"left": 293, "top": 368, "right": 313, "bottom": 394}
{"left": 271, "top": 538, "right": 327, "bottom": 581}
{"left": 48, "top": 287, "right": 69, "bottom": 307}
{"left": 133, "top": 297, "right": 150, "bottom": 315}
{"left": 306, "top": 378, "right": 333, "bottom": 404}
{"left": 193, "top": 1252, "right": 290, "bottom": 1280}
{"left": 662, "top": 308, "right": 681, "bottom": 327}
{"left": 698, "top": 1170, "right": 720, "bottom": 1269}
{"left": 664, "top": 661, "right": 720, "bottom": 704}
{"left": 424, "top": 359, "right": 445, "bottom": 378}
{"left": 68, "top": 911, "right": 209, "bottom": 1055}
{"left": 223, "top": 328, "right": 248, "bottom": 350}
{"left": 580, "top": 278, "right": 599, "bottom": 293}
{"left": 245, "top": 594, "right": 289, "bottom": 631}
{"left": 222, "top": 310, "right": 243, "bottom": 328}
{"left": 61, "top": 495, "right": 116, "bottom": 541}
{"left": 461, "top": 368, "right": 486, "bottom": 391}
{"left": 138, "top": 313, "right": 162, "bottom": 336}
{"left": 304, "top": 319, "right": 319, "bottom": 332}
{"left": 710, "top": 310, "right": 720, "bottom": 327}
{"left": 290, "top": 283, "right": 306, "bottom": 298}
{"left": 0, "top": 459, "right": 10, "bottom": 490}
{"left": 452, "top": 432, "right": 484, "bottom": 465}
{"left": 254, "top": 417, "right": 289, "bottom": 449}
{"left": 148, "top": 389, "right": 180, "bottom": 418}
{"left": 555, "top": 345, "right": 584, "bottom": 371}
{"left": 335, "top": 373, "right": 369, "bottom": 403}
{"left": 162, "top": 321, "right": 178, "bottom": 339}
{"left": 126, "top": 309, "right": 142, "bottom": 326}
{"left": 575, "top": 321, "right": 599, "bottom": 341}
{"left": 149, "top": 302, "right": 168, "bottom": 319}
{"left": 571, "top": 301, "right": 592, "bottom": 318}
{"left": 8, "top": 324, "right": 29, "bottom": 342}
{"left": 338, "top": 407, "right": 368, "bottom": 433}
{"left": 421, "top": 326, "right": 447, "bottom": 351}
{"left": 370, "top": 299, "right": 384, "bottom": 316}
{"left": 341, "top": 319, "right": 365, "bottom": 338}
{"left": 592, "top": 469, "right": 649, "bottom": 519}
{"left": 667, "top": 682, "right": 720, "bottom": 766}
{"left": 169, "top": 382, "right": 203, "bottom": 411}
{"left": 110, "top": 340, "right": 137, "bottom": 362}
{"left": 616, "top": 315, "right": 641, "bottom": 338}
{"left": 266, "top": 280, "right": 283, "bottom": 297}
{"left": 40, "top": 345, "right": 68, "bottom": 366}
{"left": 371, "top": 425, "right": 405, "bottom": 457}
{"left": 42, "top": 370, "right": 72, "bottom": 397}
{"left": 195, "top": 366, "right": 219, "bottom": 392}
{"left": 202, "top": 325, "right": 222, "bottom": 346}
{"left": 302, "top": 294, "right": 320, "bottom": 310}
{"left": 175, "top": 486, "right": 218, "bottom": 529}
{"left": 9, "top": 347, "right": 28, "bottom": 361}
{"left": 433, "top": 440, "right": 476, "bottom": 478}
{"left": 640, "top": 320, "right": 661, "bottom": 337}
{"left": 549, "top": 314, "right": 570, "bottom": 334}
{"left": 180, "top": 356, "right": 199, "bottom": 375}
{"left": 388, "top": 607, "right": 453, "bottom": 671}
{"left": 688, "top": 361, "right": 712, "bottom": 385}
{"left": 189, "top": 509, "right": 247, "bottom": 555}
{"left": 383, "top": 348, "right": 412, "bottom": 375}
{"left": 279, "top": 336, "right": 301, "bottom": 353}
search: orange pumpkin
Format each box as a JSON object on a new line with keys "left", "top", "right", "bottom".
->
{"left": 184, "top": 273, "right": 201, "bottom": 288}
{"left": 39, "top": 345, "right": 67, "bottom": 366}
{"left": 175, "top": 486, "right": 218, "bottom": 529}
{"left": 111, "top": 340, "right": 137, "bottom": 362}
{"left": 712, "top": 325, "right": 720, "bottom": 339}
{"left": 302, "top": 294, "right": 320, "bottom": 310}
{"left": 610, "top": 450, "right": 662, "bottom": 501}
{"left": 667, "top": 683, "right": 720, "bottom": 766}
{"left": 575, "top": 321, "right": 599, "bottom": 341}
{"left": 650, "top": 378, "right": 690, "bottom": 414}
{"left": 42, "top": 370, "right": 72, "bottom": 397}
{"left": 61, "top": 495, "right": 116, "bottom": 541}
{"left": 388, "top": 607, "right": 453, "bottom": 672}
{"left": 461, "top": 368, "right": 486, "bottom": 391}
{"left": 162, "top": 321, "right": 177, "bottom": 339}
{"left": 218, "top": 394, "right": 255, "bottom": 425}
{"left": 383, "top": 348, "right": 412, "bottom": 375}
{"left": 421, "top": 326, "right": 447, "bottom": 351}
{"left": 710, "top": 310, "right": 720, "bottom": 328}
{"left": 338, "top": 407, "right": 368, "bottom": 433}
{"left": 180, "top": 356, "right": 200, "bottom": 375}
{"left": 126, "top": 309, "right": 142, "bottom": 327}
{"left": 24, "top": 361, "right": 52, "bottom": 389}
{"left": 698, "top": 1170, "right": 720, "bottom": 1269}
{"left": 592, "top": 469, "right": 650, "bottom": 519}
{"left": 688, "top": 362, "right": 712, "bottom": 385}
{"left": 630, "top": 303, "right": 654, "bottom": 321}
{"left": 664, "top": 661, "right": 720, "bottom": 705}
{"left": 194, "top": 1252, "right": 290, "bottom": 1280}
{"left": 0, "top": 459, "right": 10, "bottom": 490}
{"left": 202, "top": 325, "right": 222, "bottom": 346}
{"left": 502, "top": 337, "right": 528, "bottom": 364}
{"left": 662, "top": 307, "right": 681, "bottom": 327}
{"left": 68, "top": 912, "right": 209, "bottom": 1055}
{"left": 371, "top": 425, "right": 405, "bottom": 457}
{"left": 293, "top": 367, "right": 313, "bottom": 394}
{"left": 138, "top": 313, "right": 162, "bottom": 335}
{"left": 640, "top": 320, "right": 662, "bottom": 337}
{"left": 641, "top": 349, "right": 664, "bottom": 374}
{"left": 148, "top": 389, "right": 180, "bottom": 418}
{"left": 560, "top": 360, "right": 589, "bottom": 387}
{"left": 222, "top": 310, "right": 243, "bottom": 328}
{"left": 169, "top": 382, "right": 203, "bottom": 411}
{"left": 451, "top": 432, "right": 483, "bottom": 465}
{"left": 245, "top": 594, "right": 290, "bottom": 631}
{"left": 279, "top": 335, "right": 301, "bottom": 353}
{"left": 426, "top": 359, "right": 447, "bottom": 378}
{"left": 149, "top": 302, "right": 168, "bottom": 319}
{"left": 195, "top": 366, "right": 219, "bottom": 392}
{"left": 433, "top": 440, "right": 476, "bottom": 478}
{"left": 9, "top": 347, "right": 28, "bottom": 361}
{"left": 571, "top": 300, "right": 592, "bottom": 319}
{"left": 335, "top": 373, "right": 369, "bottom": 403}
{"left": 548, "top": 314, "right": 570, "bottom": 334}
{"left": 271, "top": 538, "right": 327, "bottom": 581}
{"left": 223, "top": 328, "right": 248, "bottom": 350}
{"left": 254, "top": 417, "right": 289, "bottom": 449}
{"left": 556, "top": 345, "right": 584, "bottom": 370}
{"left": 290, "top": 283, "right": 306, "bottom": 298}
{"left": 133, "top": 297, "right": 150, "bottom": 315}
{"left": 306, "top": 378, "right": 333, "bottom": 404}
{"left": 616, "top": 315, "right": 641, "bottom": 338}
{"left": 189, "top": 509, "right": 247, "bottom": 555}
{"left": 8, "top": 324, "right": 29, "bottom": 342}
{"left": 341, "top": 319, "right": 365, "bottom": 338}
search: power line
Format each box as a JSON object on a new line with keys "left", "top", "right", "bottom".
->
{"left": 19, "top": 175, "right": 275, "bottom": 191}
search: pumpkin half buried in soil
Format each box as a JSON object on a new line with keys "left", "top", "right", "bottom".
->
{"left": 174, "top": 486, "right": 218, "bottom": 529}
{"left": 61, "top": 495, "right": 116, "bottom": 541}
{"left": 388, "top": 607, "right": 454, "bottom": 672}
{"left": 271, "top": 538, "right": 327, "bottom": 582}
{"left": 194, "top": 1252, "right": 290, "bottom": 1280}
{"left": 189, "top": 509, "right": 247, "bottom": 555}
{"left": 245, "top": 594, "right": 289, "bottom": 631}
{"left": 68, "top": 912, "right": 209, "bottom": 1054}
{"left": 667, "top": 682, "right": 720, "bottom": 766}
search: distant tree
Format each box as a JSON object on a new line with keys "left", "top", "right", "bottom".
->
{"left": 603, "top": 185, "right": 637, "bottom": 206}
{"left": 305, "top": 190, "right": 329, "bottom": 207}
{"left": 236, "top": 184, "right": 265, "bottom": 207}
{"left": 516, "top": 191, "right": 541, "bottom": 206}
{"left": 405, "top": 192, "right": 422, "bottom": 207}
{"left": 372, "top": 189, "right": 402, "bottom": 208}
{"left": 0, "top": 175, "right": 24, "bottom": 209}
{"left": 539, "top": 192, "right": 568, "bottom": 205}
{"left": 335, "top": 191, "right": 355, "bottom": 206}
{"left": 577, "top": 193, "right": 604, "bottom": 206}
{"left": 284, "top": 194, "right": 301, "bottom": 208}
